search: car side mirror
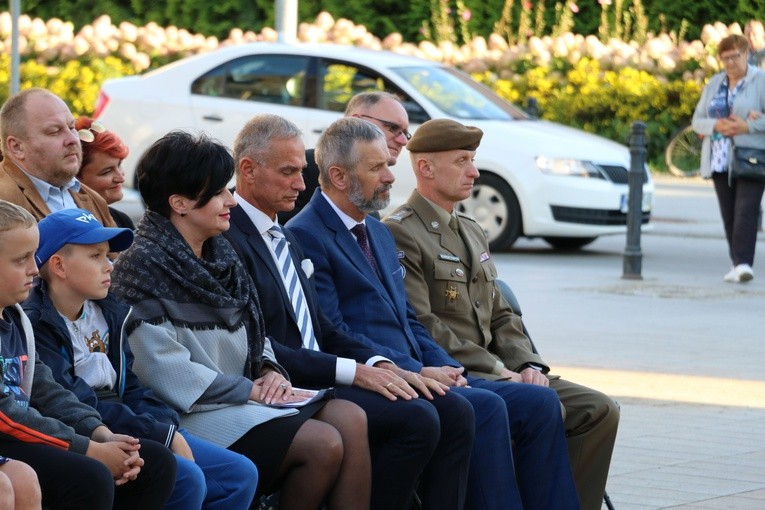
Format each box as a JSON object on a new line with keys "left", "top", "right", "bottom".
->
{"left": 525, "top": 97, "right": 541, "bottom": 119}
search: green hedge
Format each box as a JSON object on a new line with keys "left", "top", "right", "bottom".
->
{"left": 22, "top": 0, "right": 765, "bottom": 42}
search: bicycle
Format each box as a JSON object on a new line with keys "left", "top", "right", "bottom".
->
{"left": 665, "top": 124, "right": 702, "bottom": 178}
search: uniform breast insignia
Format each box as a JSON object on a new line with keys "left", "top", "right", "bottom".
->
{"left": 480, "top": 251, "right": 490, "bottom": 262}
{"left": 455, "top": 268, "right": 465, "bottom": 277}
{"left": 438, "top": 253, "right": 460, "bottom": 263}
{"left": 430, "top": 220, "right": 440, "bottom": 229}
{"left": 445, "top": 285, "right": 459, "bottom": 302}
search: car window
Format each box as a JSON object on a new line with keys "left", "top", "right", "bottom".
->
{"left": 391, "top": 66, "right": 527, "bottom": 120}
{"left": 316, "top": 59, "right": 429, "bottom": 122}
{"left": 191, "top": 55, "right": 309, "bottom": 106}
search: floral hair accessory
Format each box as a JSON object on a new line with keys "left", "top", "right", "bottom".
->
{"left": 77, "top": 120, "right": 106, "bottom": 143}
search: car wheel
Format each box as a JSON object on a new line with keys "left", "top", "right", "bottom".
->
{"left": 542, "top": 236, "right": 598, "bottom": 250}
{"left": 457, "top": 173, "right": 522, "bottom": 251}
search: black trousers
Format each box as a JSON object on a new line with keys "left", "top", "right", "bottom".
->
{"left": 712, "top": 172, "right": 765, "bottom": 266}
{"left": 335, "top": 385, "right": 474, "bottom": 510}
{"left": 0, "top": 439, "right": 176, "bottom": 510}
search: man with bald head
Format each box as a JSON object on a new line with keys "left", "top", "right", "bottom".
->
{"left": 384, "top": 118, "right": 620, "bottom": 510}
{"left": 0, "top": 88, "right": 114, "bottom": 225}
{"left": 279, "top": 91, "right": 409, "bottom": 223}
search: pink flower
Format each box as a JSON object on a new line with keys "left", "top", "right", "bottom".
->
{"left": 462, "top": 9, "right": 472, "bottom": 21}
{"left": 524, "top": 1, "right": 532, "bottom": 9}
{"left": 568, "top": 1, "right": 579, "bottom": 12}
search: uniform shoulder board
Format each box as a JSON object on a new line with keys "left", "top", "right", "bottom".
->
{"left": 456, "top": 210, "right": 478, "bottom": 224}
{"left": 385, "top": 207, "right": 414, "bottom": 223}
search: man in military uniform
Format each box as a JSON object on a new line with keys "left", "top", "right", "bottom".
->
{"left": 289, "top": 117, "right": 580, "bottom": 510}
{"left": 383, "top": 118, "right": 620, "bottom": 510}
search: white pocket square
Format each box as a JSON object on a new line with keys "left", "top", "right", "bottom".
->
{"left": 301, "top": 258, "right": 314, "bottom": 278}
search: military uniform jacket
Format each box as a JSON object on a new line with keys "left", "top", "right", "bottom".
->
{"left": 0, "top": 158, "right": 115, "bottom": 225}
{"left": 384, "top": 190, "right": 546, "bottom": 379}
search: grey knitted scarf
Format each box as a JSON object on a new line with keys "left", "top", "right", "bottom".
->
{"left": 111, "top": 210, "right": 265, "bottom": 377}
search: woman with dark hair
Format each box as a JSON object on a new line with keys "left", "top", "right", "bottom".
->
{"left": 111, "top": 131, "right": 371, "bottom": 510}
{"left": 692, "top": 34, "right": 765, "bottom": 282}
{"left": 75, "top": 117, "right": 134, "bottom": 229}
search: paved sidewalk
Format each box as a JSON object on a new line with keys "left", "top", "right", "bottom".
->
{"left": 494, "top": 175, "right": 765, "bottom": 509}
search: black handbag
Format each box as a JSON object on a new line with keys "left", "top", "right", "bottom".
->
{"left": 732, "top": 146, "right": 765, "bottom": 181}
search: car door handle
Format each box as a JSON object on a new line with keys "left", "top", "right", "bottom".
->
{"left": 202, "top": 115, "right": 223, "bottom": 122}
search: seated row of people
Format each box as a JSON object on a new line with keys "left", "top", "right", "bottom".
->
{"left": 0, "top": 86, "right": 618, "bottom": 509}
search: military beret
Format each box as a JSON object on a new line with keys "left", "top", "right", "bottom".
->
{"left": 407, "top": 119, "right": 483, "bottom": 153}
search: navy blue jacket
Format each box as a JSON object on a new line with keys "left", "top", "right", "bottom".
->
{"left": 287, "top": 190, "right": 461, "bottom": 372}
{"left": 23, "top": 281, "right": 179, "bottom": 447}
{"left": 226, "top": 204, "right": 381, "bottom": 388}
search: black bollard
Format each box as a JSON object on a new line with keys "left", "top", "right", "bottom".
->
{"left": 622, "top": 121, "right": 646, "bottom": 280}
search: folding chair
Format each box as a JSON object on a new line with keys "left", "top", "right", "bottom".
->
{"left": 496, "top": 279, "right": 616, "bottom": 510}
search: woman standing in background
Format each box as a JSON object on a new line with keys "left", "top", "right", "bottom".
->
{"left": 692, "top": 34, "right": 765, "bottom": 282}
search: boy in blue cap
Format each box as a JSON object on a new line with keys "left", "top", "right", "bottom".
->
{"left": 24, "top": 208, "right": 259, "bottom": 510}
{"left": 0, "top": 199, "right": 175, "bottom": 509}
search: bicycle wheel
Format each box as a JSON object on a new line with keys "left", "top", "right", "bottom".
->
{"left": 665, "top": 125, "right": 702, "bottom": 178}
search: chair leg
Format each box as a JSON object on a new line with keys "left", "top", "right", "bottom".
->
{"left": 604, "top": 490, "right": 615, "bottom": 510}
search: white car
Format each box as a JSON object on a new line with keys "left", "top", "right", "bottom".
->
{"left": 95, "top": 42, "right": 653, "bottom": 250}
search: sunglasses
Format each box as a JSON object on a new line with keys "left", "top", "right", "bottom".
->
{"left": 77, "top": 120, "right": 106, "bottom": 143}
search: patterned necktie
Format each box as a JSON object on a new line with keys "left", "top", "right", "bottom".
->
{"left": 351, "top": 223, "right": 381, "bottom": 278}
{"left": 268, "top": 225, "right": 317, "bottom": 351}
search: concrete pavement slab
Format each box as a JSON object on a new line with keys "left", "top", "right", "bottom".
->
{"left": 492, "top": 174, "right": 765, "bottom": 509}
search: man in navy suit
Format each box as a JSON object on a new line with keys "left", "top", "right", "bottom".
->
{"left": 225, "top": 114, "right": 475, "bottom": 510}
{"left": 287, "top": 117, "right": 580, "bottom": 509}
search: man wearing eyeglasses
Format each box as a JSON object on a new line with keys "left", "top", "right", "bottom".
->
{"left": 278, "top": 91, "right": 411, "bottom": 224}
{"left": 0, "top": 88, "right": 115, "bottom": 226}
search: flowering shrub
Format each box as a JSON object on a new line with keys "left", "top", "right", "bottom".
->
{"left": 0, "top": 11, "right": 758, "bottom": 165}
{"left": 474, "top": 58, "right": 701, "bottom": 158}
{"left": 0, "top": 53, "right": 136, "bottom": 110}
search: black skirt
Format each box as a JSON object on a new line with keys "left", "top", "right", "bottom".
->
{"left": 228, "top": 400, "right": 326, "bottom": 497}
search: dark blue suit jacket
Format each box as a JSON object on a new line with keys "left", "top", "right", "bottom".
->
{"left": 287, "top": 190, "right": 460, "bottom": 373}
{"left": 226, "top": 204, "right": 380, "bottom": 389}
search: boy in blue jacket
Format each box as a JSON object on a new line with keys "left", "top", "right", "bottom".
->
{"left": 0, "top": 200, "right": 176, "bottom": 509}
{"left": 24, "top": 208, "right": 259, "bottom": 510}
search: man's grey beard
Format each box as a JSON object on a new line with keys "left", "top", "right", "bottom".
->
{"left": 348, "top": 173, "right": 391, "bottom": 213}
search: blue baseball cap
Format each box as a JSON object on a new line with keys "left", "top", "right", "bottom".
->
{"left": 35, "top": 208, "right": 134, "bottom": 268}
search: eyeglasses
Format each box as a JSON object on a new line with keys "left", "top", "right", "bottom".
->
{"left": 77, "top": 121, "right": 106, "bottom": 143}
{"left": 719, "top": 52, "right": 744, "bottom": 64}
{"left": 359, "top": 114, "right": 412, "bottom": 140}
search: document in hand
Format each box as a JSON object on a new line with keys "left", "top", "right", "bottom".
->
{"left": 265, "top": 387, "right": 334, "bottom": 409}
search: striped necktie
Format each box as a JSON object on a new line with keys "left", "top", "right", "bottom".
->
{"left": 268, "top": 225, "right": 317, "bottom": 351}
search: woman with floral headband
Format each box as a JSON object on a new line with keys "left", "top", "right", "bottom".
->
{"left": 75, "top": 117, "right": 134, "bottom": 229}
